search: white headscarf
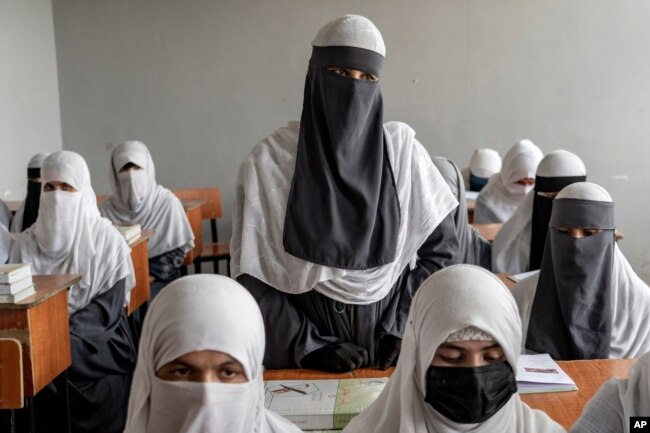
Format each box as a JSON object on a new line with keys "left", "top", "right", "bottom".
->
{"left": 231, "top": 120, "right": 457, "bottom": 305}
{"left": 124, "top": 274, "right": 302, "bottom": 433}
{"left": 492, "top": 150, "right": 586, "bottom": 273}
{"left": 10, "top": 151, "right": 134, "bottom": 314}
{"left": 512, "top": 182, "right": 650, "bottom": 358}
{"left": 474, "top": 140, "right": 543, "bottom": 223}
{"left": 99, "top": 141, "right": 194, "bottom": 258}
{"left": 11, "top": 153, "right": 49, "bottom": 233}
{"left": 0, "top": 223, "right": 14, "bottom": 264}
{"left": 470, "top": 148, "right": 502, "bottom": 178}
{"left": 342, "top": 265, "right": 565, "bottom": 433}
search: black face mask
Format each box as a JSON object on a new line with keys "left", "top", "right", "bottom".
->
{"left": 424, "top": 361, "right": 517, "bottom": 424}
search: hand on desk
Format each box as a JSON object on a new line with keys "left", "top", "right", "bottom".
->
{"left": 301, "top": 342, "right": 369, "bottom": 372}
{"left": 378, "top": 334, "right": 401, "bottom": 370}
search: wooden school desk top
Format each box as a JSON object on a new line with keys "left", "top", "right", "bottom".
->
{"left": 6, "top": 200, "right": 21, "bottom": 214}
{"left": 128, "top": 229, "right": 154, "bottom": 314}
{"left": 0, "top": 274, "right": 81, "bottom": 396}
{"left": 471, "top": 222, "right": 502, "bottom": 241}
{"left": 181, "top": 199, "right": 205, "bottom": 266}
{"left": 264, "top": 359, "right": 634, "bottom": 430}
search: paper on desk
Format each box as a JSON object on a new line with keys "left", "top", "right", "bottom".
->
{"left": 516, "top": 354, "right": 577, "bottom": 394}
{"left": 508, "top": 270, "right": 540, "bottom": 284}
{"left": 465, "top": 191, "right": 479, "bottom": 201}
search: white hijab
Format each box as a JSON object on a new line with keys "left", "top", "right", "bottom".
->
{"left": 462, "top": 148, "right": 503, "bottom": 190}
{"left": 231, "top": 121, "right": 457, "bottom": 305}
{"left": 492, "top": 150, "right": 586, "bottom": 273}
{"left": 124, "top": 274, "right": 302, "bottom": 433}
{"left": 342, "top": 265, "right": 565, "bottom": 433}
{"left": 474, "top": 140, "right": 543, "bottom": 224}
{"left": 99, "top": 141, "right": 194, "bottom": 258}
{"left": 11, "top": 153, "right": 49, "bottom": 233}
{"left": 0, "top": 223, "right": 13, "bottom": 264}
{"left": 512, "top": 183, "right": 650, "bottom": 358}
{"left": 10, "top": 151, "right": 134, "bottom": 314}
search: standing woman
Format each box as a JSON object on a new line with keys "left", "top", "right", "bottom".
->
{"left": 432, "top": 157, "right": 491, "bottom": 269}
{"left": 11, "top": 152, "right": 48, "bottom": 232}
{"left": 474, "top": 139, "right": 543, "bottom": 224}
{"left": 10, "top": 151, "right": 136, "bottom": 433}
{"left": 124, "top": 274, "right": 302, "bottom": 433}
{"left": 100, "top": 141, "right": 194, "bottom": 295}
{"left": 232, "top": 15, "right": 459, "bottom": 371}
{"left": 492, "top": 150, "right": 586, "bottom": 274}
{"left": 512, "top": 182, "right": 650, "bottom": 359}
{"left": 342, "top": 265, "right": 564, "bottom": 433}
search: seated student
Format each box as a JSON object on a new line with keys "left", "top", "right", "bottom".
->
{"left": 232, "top": 15, "right": 459, "bottom": 372}
{"left": 461, "top": 148, "right": 502, "bottom": 192}
{"left": 512, "top": 182, "right": 650, "bottom": 360}
{"left": 10, "top": 151, "right": 136, "bottom": 433}
{"left": 100, "top": 141, "right": 194, "bottom": 296}
{"left": 124, "top": 274, "right": 302, "bottom": 433}
{"left": 474, "top": 139, "right": 543, "bottom": 224}
{"left": 570, "top": 351, "right": 650, "bottom": 433}
{"left": 492, "top": 150, "right": 586, "bottom": 274}
{"left": 342, "top": 265, "right": 565, "bottom": 433}
{"left": 11, "top": 152, "right": 48, "bottom": 232}
{"left": 0, "top": 199, "right": 11, "bottom": 229}
{"left": 0, "top": 223, "right": 13, "bottom": 264}
{"left": 432, "top": 157, "right": 491, "bottom": 269}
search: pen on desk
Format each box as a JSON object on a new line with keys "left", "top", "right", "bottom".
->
{"left": 281, "top": 384, "right": 307, "bottom": 395}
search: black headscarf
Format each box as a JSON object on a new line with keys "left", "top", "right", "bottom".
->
{"left": 526, "top": 197, "right": 616, "bottom": 360}
{"left": 283, "top": 46, "right": 400, "bottom": 270}
{"left": 528, "top": 174, "right": 585, "bottom": 270}
{"left": 22, "top": 166, "right": 42, "bottom": 231}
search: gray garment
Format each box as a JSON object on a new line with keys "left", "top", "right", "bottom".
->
{"left": 569, "top": 380, "right": 623, "bottom": 433}
{"left": 432, "top": 157, "right": 491, "bottom": 269}
{"left": 0, "top": 200, "right": 11, "bottom": 229}
{"left": 238, "top": 213, "right": 459, "bottom": 369}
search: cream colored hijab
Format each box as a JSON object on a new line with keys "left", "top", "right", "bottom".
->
{"left": 342, "top": 265, "right": 565, "bottom": 433}
{"left": 124, "top": 274, "right": 302, "bottom": 433}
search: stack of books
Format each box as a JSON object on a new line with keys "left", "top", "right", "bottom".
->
{"left": 114, "top": 224, "right": 142, "bottom": 243}
{"left": 0, "top": 263, "right": 35, "bottom": 303}
{"left": 264, "top": 378, "right": 388, "bottom": 431}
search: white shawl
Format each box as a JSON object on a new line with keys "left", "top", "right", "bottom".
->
{"left": 99, "top": 141, "right": 194, "bottom": 258}
{"left": 124, "top": 274, "right": 302, "bottom": 433}
{"left": 342, "top": 264, "right": 565, "bottom": 433}
{"left": 0, "top": 223, "right": 13, "bottom": 264}
{"left": 10, "top": 151, "right": 134, "bottom": 314}
{"left": 512, "top": 245, "right": 650, "bottom": 358}
{"left": 474, "top": 140, "right": 543, "bottom": 224}
{"left": 231, "top": 121, "right": 457, "bottom": 305}
{"left": 492, "top": 150, "right": 586, "bottom": 273}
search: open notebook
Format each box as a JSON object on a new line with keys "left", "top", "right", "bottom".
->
{"left": 516, "top": 354, "right": 578, "bottom": 394}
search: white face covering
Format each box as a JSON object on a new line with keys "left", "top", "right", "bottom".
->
{"left": 124, "top": 274, "right": 301, "bottom": 433}
{"left": 34, "top": 190, "right": 81, "bottom": 258}
{"left": 117, "top": 169, "right": 148, "bottom": 211}
{"left": 505, "top": 181, "right": 533, "bottom": 199}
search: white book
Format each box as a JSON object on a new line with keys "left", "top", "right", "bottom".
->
{"left": 508, "top": 270, "right": 540, "bottom": 284}
{"left": 516, "top": 354, "right": 577, "bottom": 394}
{"left": 114, "top": 224, "right": 142, "bottom": 243}
{"left": 0, "top": 263, "right": 32, "bottom": 284}
{"left": 0, "top": 275, "right": 34, "bottom": 295}
{"left": 0, "top": 285, "right": 36, "bottom": 303}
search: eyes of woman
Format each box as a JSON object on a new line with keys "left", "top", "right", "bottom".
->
{"left": 163, "top": 364, "right": 246, "bottom": 383}
{"left": 556, "top": 228, "right": 603, "bottom": 238}
{"left": 438, "top": 351, "right": 505, "bottom": 365}
{"left": 327, "top": 68, "right": 379, "bottom": 82}
{"left": 43, "top": 182, "right": 76, "bottom": 192}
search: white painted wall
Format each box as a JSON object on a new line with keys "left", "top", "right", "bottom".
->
{"left": 0, "top": 0, "right": 62, "bottom": 199}
{"left": 52, "top": 0, "right": 650, "bottom": 279}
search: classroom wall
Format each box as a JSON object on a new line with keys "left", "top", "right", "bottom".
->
{"left": 0, "top": 0, "right": 63, "bottom": 199}
{"left": 52, "top": 0, "right": 650, "bottom": 280}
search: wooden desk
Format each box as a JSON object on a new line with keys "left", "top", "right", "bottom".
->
{"left": 472, "top": 222, "right": 502, "bottom": 241}
{"left": 264, "top": 359, "right": 634, "bottom": 430}
{"left": 181, "top": 199, "right": 204, "bottom": 266}
{"left": 127, "top": 229, "right": 154, "bottom": 315}
{"left": 5, "top": 200, "right": 21, "bottom": 215}
{"left": 0, "top": 274, "right": 81, "bottom": 396}
{"left": 496, "top": 273, "right": 516, "bottom": 289}
{"left": 466, "top": 200, "right": 475, "bottom": 224}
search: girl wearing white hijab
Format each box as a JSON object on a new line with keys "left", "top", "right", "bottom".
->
{"left": 10, "top": 150, "right": 137, "bottom": 433}
{"left": 10, "top": 152, "right": 48, "bottom": 233}
{"left": 100, "top": 141, "right": 194, "bottom": 295}
{"left": 570, "top": 351, "right": 650, "bottom": 433}
{"left": 461, "top": 148, "right": 503, "bottom": 192}
{"left": 342, "top": 265, "right": 565, "bottom": 433}
{"left": 492, "top": 150, "right": 586, "bottom": 274}
{"left": 512, "top": 182, "right": 650, "bottom": 360}
{"left": 0, "top": 222, "right": 13, "bottom": 263}
{"left": 232, "top": 15, "right": 459, "bottom": 372}
{"left": 474, "top": 139, "right": 543, "bottom": 224}
{"left": 124, "top": 274, "right": 302, "bottom": 433}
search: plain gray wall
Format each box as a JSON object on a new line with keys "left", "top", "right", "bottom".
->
{"left": 52, "top": 0, "right": 650, "bottom": 280}
{"left": 0, "top": 0, "right": 62, "bottom": 200}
